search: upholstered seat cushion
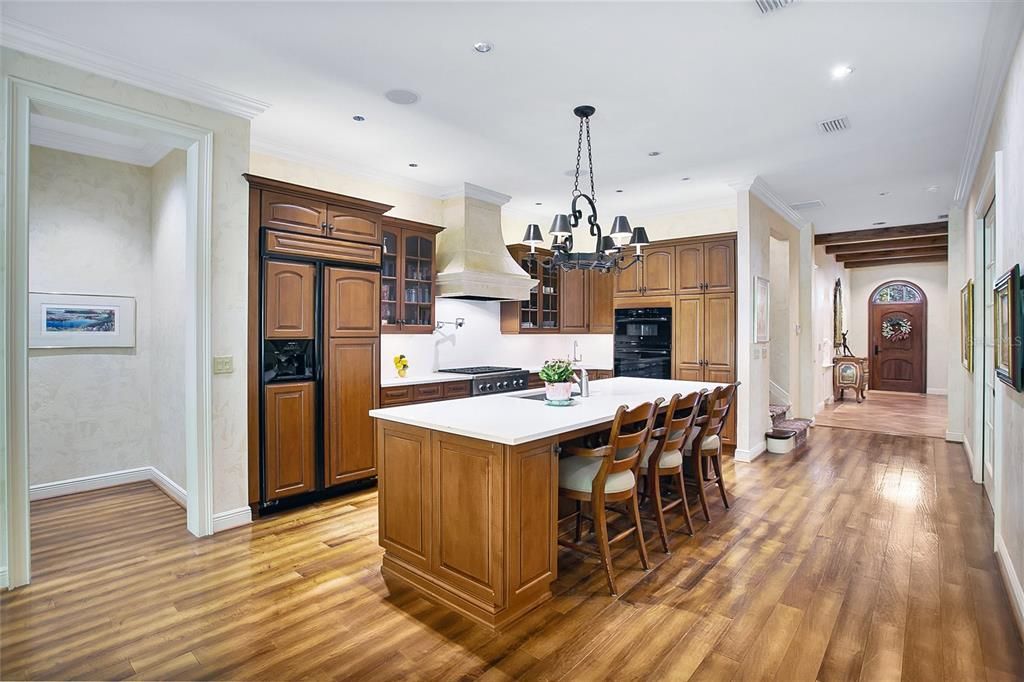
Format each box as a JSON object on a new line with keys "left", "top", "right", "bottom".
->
{"left": 640, "top": 440, "right": 683, "bottom": 470}
{"left": 684, "top": 434, "right": 721, "bottom": 454}
{"left": 558, "top": 456, "right": 636, "bottom": 494}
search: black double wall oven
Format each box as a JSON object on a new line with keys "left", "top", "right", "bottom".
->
{"left": 613, "top": 307, "right": 672, "bottom": 379}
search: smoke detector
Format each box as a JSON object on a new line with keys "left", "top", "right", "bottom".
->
{"left": 817, "top": 116, "right": 850, "bottom": 134}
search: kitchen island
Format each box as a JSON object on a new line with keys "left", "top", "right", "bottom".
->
{"left": 369, "top": 376, "right": 726, "bottom": 629}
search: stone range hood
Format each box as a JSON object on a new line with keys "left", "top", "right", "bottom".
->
{"left": 435, "top": 183, "right": 538, "bottom": 301}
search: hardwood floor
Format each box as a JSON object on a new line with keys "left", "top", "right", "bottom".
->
{"left": 2, "top": 427, "right": 1021, "bottom": 681}
{"left": 814, "top": 390, "right": 948, "bottom": 439}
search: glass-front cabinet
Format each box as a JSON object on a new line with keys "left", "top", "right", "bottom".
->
{"left": 500, "top": 245, "right": 560, "bottom": 333}
{"left": 380, "top": 217, "right": 444, "bottom": 334}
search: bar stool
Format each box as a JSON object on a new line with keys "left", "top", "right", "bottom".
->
{"left": 557, "top": 400, "right": 660, "bottom": 596}
{"left": 688, "top": 383, "right": 737, "bottom": 522}
{"left": 639, "top": 391, "right": 705, "bottom": 551}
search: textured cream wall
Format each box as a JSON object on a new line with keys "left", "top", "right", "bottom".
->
{"left": 2, "top": 48, "right": 253, "bottom": 516}
{"left": 961, "top": 29, "right": 1024, "bottom": 605}
{"left": 769, "top": 236, "right": 790, "bottom": 395}
{"left": 813, "top": 247, "right": 850, "bottom": 410}
{"left": 847, "top": 261, "right": 949, "bottom": 393}
{"left": 150, "top": 150, "right": 188, "bottom": 488}
{"left": 27, "top": 147, "right": 154, "bottom": 485}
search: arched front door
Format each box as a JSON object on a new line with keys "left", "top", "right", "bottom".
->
{"left": 869, "top": 280, "right": 927, "bottom": 393}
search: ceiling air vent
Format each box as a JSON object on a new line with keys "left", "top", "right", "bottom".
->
{"left": 755, "top": 0, "right": 794, "bottom": 14}
{"left": 789, "top": 200, "right": 825, "bottom": 211}
{"left": 938, "top": 213, "right": 949, "bottom": 220}
{"left": 817, "top": 116, "right": 849, "bottom": 134}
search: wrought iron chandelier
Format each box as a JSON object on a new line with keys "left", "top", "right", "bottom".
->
{"left": 521, "top": 105, "right": 649, "bottom": 273}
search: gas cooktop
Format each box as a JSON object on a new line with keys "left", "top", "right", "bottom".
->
{"left": 438, "top": 366, "right": 522, "bottom": 375}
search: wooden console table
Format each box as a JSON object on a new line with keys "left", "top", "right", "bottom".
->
{"left": 833, "top": 356, "right": 869, "bottom": 403}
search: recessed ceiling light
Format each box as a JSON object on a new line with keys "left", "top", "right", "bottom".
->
{"left": 878, "top": 191, "right": 889, "bottom": 196}
{"left": 681, "top": 177, "right": 691, "bottom": 181}
{"left": 352, "top": 115, "right": 366, "bottom": 122}
{"left": 648, "top": 151, "right": 661, "bottom": 157}
{"left": 872, "top": 221, "right": 887, "bottom": 226}
{"left": 408, "top": 163, "right": 419, "bottom": 168}
{"left": 385, "top": 89, "right": 419, "bottom": 105}
{"left": 830, "top": 64, "right": 854, "bottom": 80}
{"left": 615, "top": 189, "right": 624, "bottom": 193}
{"left": 926, "top": 185, "right": 939, "bottom": 192}
{"left": 473, "top": 42, "right": 493, "bottom": 53}
{"left": 535, "top": 202, "right": 542, "bottom": 206}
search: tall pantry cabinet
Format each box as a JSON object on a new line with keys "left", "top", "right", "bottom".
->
{"left": 246, "top": 175, "right": 394, "bottom": 514}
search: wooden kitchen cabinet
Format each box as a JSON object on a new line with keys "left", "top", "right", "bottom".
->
{"left": 260, "top": 191, "right": 326, "bottom": 236}
{"left": 381, "top": 217, "right": 444, "bottom": 334}
{"left": 251, "top": 177, "right": 390, "bottom": 245}
{"left": 501, "top": 245, "right": 559, "bottom": 333}
{"left": 614, "top": 261, "right": 643, "bottom": 297}
{"left": 326, "top": 205, "right": 381, "bottom": 244}
{"left": 264, "top": 260, "right": 315, "bottom": 339}
{"left": 703, "top": 238, "right": 736, "bottom": 293}
{"left": 588, "top": 268, "right": 615, "bottom": 333}
{"left": 263, "top": 381, "right": 317, "bottom": 500}
{"left": 704, "top": 293, "right": 736, "bottom": 377}
{"left": 613, "top": 233, "right": 735, "bottom": 299}
{"left": 674, "top": 295, "right": 704, "bottom": 381}
{"left": 560, "top": 268, "right": 589, "bottom": 333}
{"left": 379, "top": 380, "right": 472, "bottom": 406}
{"left": 675, "top": 243, "right": 705, "bottom": 295}
{"left": 642, "top": 246, "right": 675, "bottom": 295}
{"left": 325, "top": 266, "right": 380, "bottom": 337}
{"left": 673, "top": 291, "right": 736, "bottom": 443}
{"left": 324, "top": 338, "right": 379, "bottom": 486}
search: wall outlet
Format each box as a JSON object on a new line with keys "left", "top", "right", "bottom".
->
{"left": 213, "top": 356, "right": 234, "bottom": 375}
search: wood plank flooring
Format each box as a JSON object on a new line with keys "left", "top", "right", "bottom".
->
{"left": 2, "top": 426, "right": 1021, "bottom": 681}
{"left": 814, "top": 390, "right": 948, "bottom": 439}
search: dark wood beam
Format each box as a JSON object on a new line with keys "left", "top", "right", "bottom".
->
{"left": 844, "top": 254, "right": 948, "bottom": 269}
{"left": 825, "top": 235, "right": 947, "bottom": 255}
{"left": 815, "top": 221, "right": 947, "bottom": 246}
{"left": 835, "top": 247, "right": 948, "bottom": 263}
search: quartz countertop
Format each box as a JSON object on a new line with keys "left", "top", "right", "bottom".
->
{"left": 379, "top": 372, "right": 474, "bottom": 388}
{"left": 369, "top": 376, "right": 725, "bottom": 445}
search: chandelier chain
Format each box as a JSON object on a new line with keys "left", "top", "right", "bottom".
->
{"left": 585, "top": 117, "right": 595, "bottom": 204}
{"left": 572, "top": 117, "right": 584, "bottom": 197}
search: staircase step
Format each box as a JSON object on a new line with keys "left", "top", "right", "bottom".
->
{"left": 769, "top": 403, "right": 791, "bottom": 427}
{"left": 775, "top": 418, "right": 812, "bottom": 446}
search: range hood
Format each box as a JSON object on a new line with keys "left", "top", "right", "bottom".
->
{"left": 435, "top": 183, "right": 538, "bottom": 301}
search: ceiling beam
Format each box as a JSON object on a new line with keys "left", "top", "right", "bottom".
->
{"left": 835, "top": 247, "right": 948, "bottom": 263}
{"left": 825, "top": 235, "right": 947, "bottom": 255}
{"left": 843, "top": 254, "right": 949, "bottom": 269}
{"left": 814, "top": 221, "right": 947, "bottom": 246}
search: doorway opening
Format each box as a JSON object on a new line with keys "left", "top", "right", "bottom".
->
{"left": 868, "top": 280, "right": 927, "bottom": 393}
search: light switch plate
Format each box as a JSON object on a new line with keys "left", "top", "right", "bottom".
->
{"left": 213, "top": 356, "right": 234, "bottom": 374}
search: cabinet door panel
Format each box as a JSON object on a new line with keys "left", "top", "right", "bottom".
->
{"left": 326, "top": 205, "right": 382, "bottom": 244}
{"left": 675, "top": 243, "right": 705, "bottom": 294}
{"left": 378, "top": 422, "right": 431, "bottom": 569}
{"left": 381, "top": 228, "right": 402, "bottom": 332}
{"left": 400, "top": 230, "right": 438, "bottom": 333}
{"left": 326, "top": 267, "right": 380, "bottom": 337}
{"left": 704, "top": 239, "right": 736, "bottom": 293}
{"left": 642, "top": 246, "right": 675, "bottom": 295}
{"left": 588, "top": 270, "right": 615, "bottom": 333}
{"left": 264, "top": 260, "right": 315, "bottom": 339}
{"left": 704, "top": 293, "right": 736, "bottom": 375}
{"left": 325, "top": 338, "right": 379, "bottom": 486}
{"left": 559, "top": 269, "right": 588, "bottom": 333}
{"left": 261, "top": 191, "right": 326, "bottom": 236}
{"left": 675, "top": 295, "right": 704, "bottom": 379}
{"left": 264, "top": 382, "right": 316, "bottom": 499}
{"left": 614, "top": 262, "right": 642, "bottom": 297}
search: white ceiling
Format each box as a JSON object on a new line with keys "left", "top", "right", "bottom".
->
{"left": 1, "top": 1, "right": 994, "bottom": 233}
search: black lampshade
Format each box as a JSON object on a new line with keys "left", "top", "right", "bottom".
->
{"left": 550, "top": 214, "right": 572, "bottom": 236}
{"left": 609, "top": 215, "right": 632, "bottom": 243}
{"left": 628, "top": 225, "right": 650, "bottom": 246}
{"left": 599, "top": 235, "right": 619, "bottom": 254}
{"left": 523, "top": 223, "right": 544, "bottom": 245}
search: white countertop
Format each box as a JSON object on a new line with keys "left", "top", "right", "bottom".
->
{"left": 369, "top": 377, "right": 725, "bottom": 445}
{"left": 380, "top": 366, "right": 613, "bottom": 388}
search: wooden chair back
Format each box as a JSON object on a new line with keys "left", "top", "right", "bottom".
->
{"left": 605, "top": 400, "right": 661, "bottom": 478}
{"left": 697, "top": 385, "right": 731, "bottom": 443}
{"left": 651, "top": 391, "right": 704, "bottom": 466}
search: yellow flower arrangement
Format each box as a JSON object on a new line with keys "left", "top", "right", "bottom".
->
{"left": 393, "top": 354, "right": 409, "bottom": 378}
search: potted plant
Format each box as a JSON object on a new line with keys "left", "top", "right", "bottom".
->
{"left": 539, "top": 358, "right": 575, "bottom": 403}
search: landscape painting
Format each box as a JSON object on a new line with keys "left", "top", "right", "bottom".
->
{"left": 29, "top": 293, "right": 136, "bottom": 349}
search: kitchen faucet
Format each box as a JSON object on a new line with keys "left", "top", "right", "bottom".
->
{"left": 571, "top": 341, "right": 589, "bottom": 397}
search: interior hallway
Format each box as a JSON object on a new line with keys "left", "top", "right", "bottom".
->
{"left": 2, "top": 427, "right": 1020, "bottom": 681}
{"left": 814, "top": 390, "right": 948, "bottom": 439}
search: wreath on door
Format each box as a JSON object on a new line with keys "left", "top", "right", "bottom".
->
{"left": 881, "top": 316, "right": 912, "bottom": 342}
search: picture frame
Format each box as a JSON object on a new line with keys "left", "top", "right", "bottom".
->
{"left": 29, "top": 292, "right": 136, "bottom": 349}
{"left": 754, "top": 276, "right": 770, "bottom": 344}
{"left": 960, "top": 280, "right": 974, "bottom": 372}
{"left": 993, "top": 265, "right": 1022, "bottom": 391}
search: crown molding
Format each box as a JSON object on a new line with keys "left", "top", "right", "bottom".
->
{"left": 250, "top": 137, "right": 449, "bottom": 199}
{"left": 440, "top": 182, "right": 511, "bottom": 206}
{"left": 0, "top": 18, "right": 270, "bottom": 119}
{"left": 736, "top": 175, "right": 809, "bottom": 229}
{"left": 952, "top": 3, "right": 1024, "bottom": 207}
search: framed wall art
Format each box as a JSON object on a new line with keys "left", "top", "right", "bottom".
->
{"left": 993, "top": 265, "right": 1022, "bottom": 391}
{"left": 960, "top": 280, "right": 974, "bottom": 372}
{"left": 29, "top": 292, "right": 137, "bottom": 349}
{"left": 754, "top": 276, "right": 770, "bottom": 343}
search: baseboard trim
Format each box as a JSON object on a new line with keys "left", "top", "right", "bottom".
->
{"left": 213, "top": 507, "right": 252, "bottom": 533}
{"left": 30, "top": 466, "right": 186, "bottom": 505}
{"left": 945, "top": 431, "right": 965, "bottom": 443}
{"left": 150, "top": 467, "right": 187, "bottom": 508}
{"left": 735, "top": 441, "right": 767, "bottom": 463}
{"left": 964, "top": 437, "right": 981, "bottom": 483}
{"left": 927, "top": 388, "right": 949, "bottom": 396}
{"left": 0, "top": 566, "right": 8, "bottom": 589}
{"left": 996, "top": 533, "right": 1024, "bottom": 644}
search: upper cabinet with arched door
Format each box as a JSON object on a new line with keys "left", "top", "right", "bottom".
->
{"left": 869, "top": 280, "right": 927, "bottom": 393}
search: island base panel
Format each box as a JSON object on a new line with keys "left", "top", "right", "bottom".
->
{"left": 376, "top": 421, "right": 558, "bottom": 629}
